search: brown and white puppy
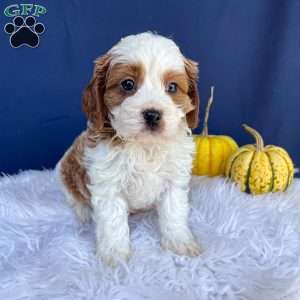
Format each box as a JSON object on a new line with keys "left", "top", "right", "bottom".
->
{"left": 56, "top": 32, "right": 200, "bottom": 266}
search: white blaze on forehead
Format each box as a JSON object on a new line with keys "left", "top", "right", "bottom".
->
{"left": 108, "top": 32, "right": 185, "bottom": 73}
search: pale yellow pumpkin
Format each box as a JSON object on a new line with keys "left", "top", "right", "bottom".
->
{"left": 192, "top": 87, "right": 238, "bottom": 176}
{"left": 225, "top": 124, "right": 294, "bottom": 194}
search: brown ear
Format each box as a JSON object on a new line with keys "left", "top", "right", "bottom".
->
{"left": 184, "top": 58, "right": 200, "bottom": 129}
{"left": 82, "top": 54, "right": 111, "bottom": 129}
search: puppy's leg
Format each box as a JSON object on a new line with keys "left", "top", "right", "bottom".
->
{"left": 157, "top": 184, "right": 201, "bottom": 257}
{"left": 91, "top": 192, "right": 131, "bottom": 266}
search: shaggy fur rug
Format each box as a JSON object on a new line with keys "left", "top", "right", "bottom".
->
{"left": 1, "top": 170, "right": 300, "bottom": 300}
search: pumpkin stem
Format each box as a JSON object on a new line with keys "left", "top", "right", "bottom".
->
{"left": 242, "top": 124, "right": 265, "bottom": 151}
{"left": 201, "top": 86, "right": 214, "bottom": 136}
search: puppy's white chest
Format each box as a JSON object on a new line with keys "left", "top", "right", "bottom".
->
{"left": 122, "top": 157, "right": 167, "bottom": 211}
{"left": 85, "top": 135, "right": 194, "bottom": 212}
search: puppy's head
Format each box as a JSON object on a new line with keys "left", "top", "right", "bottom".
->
{"left": 83, "top": 32, "right": 199, "bottom": 142}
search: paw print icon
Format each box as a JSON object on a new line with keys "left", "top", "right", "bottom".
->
{"left": 4, "top": 16, "right": 45, "bottom": 48}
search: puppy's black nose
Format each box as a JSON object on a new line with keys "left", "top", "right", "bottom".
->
{"left": 142, "top": 109, "right": 161, "bottom": 128}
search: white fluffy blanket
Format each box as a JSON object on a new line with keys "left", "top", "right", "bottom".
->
{"left": 1, "top": 170, "right": 300, "bottom": 300}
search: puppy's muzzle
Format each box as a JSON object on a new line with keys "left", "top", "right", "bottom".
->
{"left": 142, "top": 109, "right": 162, "bottom": 130}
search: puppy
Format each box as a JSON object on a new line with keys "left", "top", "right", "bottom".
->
{"left": 56, "top": 32, "right": 201, "bottom": 266}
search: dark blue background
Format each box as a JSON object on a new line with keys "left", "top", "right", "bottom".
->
{"left": 1, "top": 0, "right": 299, "bottom": 174}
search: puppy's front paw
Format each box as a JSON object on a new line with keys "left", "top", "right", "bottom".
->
{"left": 96, "top": 247, "right": 131, "bottom": 267}
{"left": 161, "top": 236, "right": 201, "bottom": 257}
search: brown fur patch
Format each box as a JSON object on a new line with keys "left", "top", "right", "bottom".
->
{"left": 82, "top": 54, "right": 112, "bottom": 130}
{"left": 59, "top": 128, "right": 125, "bottom": 206}
{"left": 60, "top": 132, "right": 91, "bottom": 205}
{"left": 104, "top": 63, "right": 145, "bottom": 109}
{"left": 184, "top": 58, "right": 200, "bottom": 129}
{"left": 82, "top": 59, "right": 145, "bottom": 140}
{"left": 163, "top": 70, "right": 195, "bottom": 114}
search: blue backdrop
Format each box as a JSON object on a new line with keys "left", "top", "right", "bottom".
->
{"left": 1, "top": 0, "right": 299, "bottom": 174}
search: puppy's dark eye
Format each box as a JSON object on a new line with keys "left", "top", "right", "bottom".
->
{"left": 166, "top": 82, "right": 177, "bottom": 93}
{"left": 121, "top": 79, "right": 135, "bottom": 91}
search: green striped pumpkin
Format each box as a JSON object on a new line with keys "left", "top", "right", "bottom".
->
{"left": 225, "top": 124, "right": 294, "bottom": 195}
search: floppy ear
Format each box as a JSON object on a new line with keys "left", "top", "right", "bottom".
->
{"left": 82, "top": 54, "right": 111, "bottom": 129}
{"left": 184, "top": 58, "right": 200, "bottom": 129}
